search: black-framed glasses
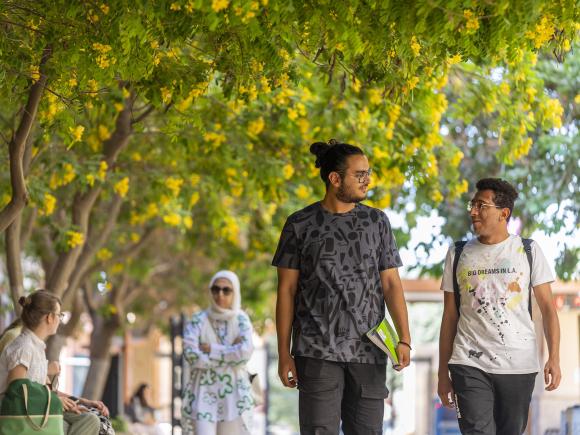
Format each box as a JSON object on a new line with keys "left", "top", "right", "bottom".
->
{"left": 467, "top": 200, "right": 502, "bottom": 212}
{"left": 349, "top": 168, "right": 372, "bottom": 184}
{"left": 210, "top": 285, "right": 233, "bottom": 296}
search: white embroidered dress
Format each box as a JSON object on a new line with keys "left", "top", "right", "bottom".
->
{"left": 181, "top": 310, "right": 254, "bottom": 432}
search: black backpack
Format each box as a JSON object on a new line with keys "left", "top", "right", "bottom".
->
{"left": 452, "top": 238, "right": 534, "bottom": 318}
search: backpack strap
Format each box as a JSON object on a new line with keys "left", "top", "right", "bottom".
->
{"left": 452, "top": 241, "right": 468, "bottom": 316}
{"left": 521, "top": 238, "right": 534, "bottom": 319}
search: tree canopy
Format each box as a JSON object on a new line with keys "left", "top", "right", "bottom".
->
{"left": 0, "top": 0, "right": 578, "bottom": 397}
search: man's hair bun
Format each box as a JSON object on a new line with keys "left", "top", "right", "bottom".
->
{"left": 310, "top": 140, "right": 334, "bottom": 168}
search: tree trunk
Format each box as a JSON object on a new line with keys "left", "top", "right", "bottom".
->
{"left": 0, "top": 46, "right": 51, "bottom": 232}
{"left": 81, "top": 314, "right": 120, "bottom": 400}
{"left": 5, "top": 214, "right": 24, "bottom": 315}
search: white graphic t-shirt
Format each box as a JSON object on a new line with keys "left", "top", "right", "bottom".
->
{"left": 441, "top": 235, "right": 554, "bottom": 374}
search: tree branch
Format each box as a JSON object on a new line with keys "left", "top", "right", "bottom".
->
{"left": 61, "top": 195, "right": 124, "bottom": 308}
{"left": 0, "top": 45, "right": 51, "bottom": 232}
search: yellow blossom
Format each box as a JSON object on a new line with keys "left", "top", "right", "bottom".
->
{"left": 96, "top": 248, "right": 113, "bottom": 262}
{"left": 88, "top": 79, "right": 99, "bottom": 97}
{"left": 525, "top": 16, "right": 554, "bottom": 49}
{"left": 407, "top": 76, "right": 419, "bottom": 90}
{"left": 499, "top": 82, "right": 510, "bottom": 96}
{"left": 247, "top": 117, "right": 265, "bottom": 136}
{"left": 29, "top": 65, "right": 40, "bottom": 84}
{"left": 221, "top": 216, "right": 240, "bottom": 245}
{"left": 130, "top": 232, "right": 140, "bottom": 243}
{"left": 410, "top": 35, "right": 421, "bottom": 57}
{"left": 111, "top": 263, "right": 124, "bottom": 274}
{"left": 165, "top": 177, "right": 184, "bottom": 197}
{"left": 114, "top": 103, "right": 124, "bottom": 112}
{"left": 450, "top": 150, "right": 464, "bottom": 168}
{"left": 368, "top": 89, "right": 382, "bottom": 105}
{"left": 100, "top": 4, "right": 109, "bottom": 14}
{"left": 447, "top": 54, "right": 462, "bottom": 65}
{"left": 163, "top": 213, "right": 182, "bottom": 226}
{"left": 190, "top": 174, "right": 201, "bottom": 186}
{"left": 430, "top": 190, "right": 443, "bottom": 203}
{"left": 61, "top": 163, "right": 76, "bottom": 185}
{"left": 283, "top": 164, "right": 295, "bottom": 180}
{"left": 66, "top": 231, "right": 85, "bottom": 249}
{"left": 40, "top": 193, "right": 56, "bottom": 216}
{"left": 374, "top": 192, "right": 391, "bottom": 209}
{"left": 463, "top": 10, "right": 479, "bottom": 32}
{"left": 114, "top": 177, "right": 130, "bottom": 198}
{"left": 574, "top": 94, "right": 580, "bottom": 105}
{"left": 296, "top": 184, "right": 311, "bottom": 200}
{"left": 562, "top": 39, "right": 571, "bottom": 52}
{"left": 69, "top": 77, "right": 78, "bottom": 87}
{"left": 212, "top": 0, "right": 229, "bottom": 12}
{"left": 86, "top": 174, "right": 95, "bottom": 187}
{"left": 69, "top": 125, "right": 85, "bottom": 143}
{"left": 297, "top": 118, "right": 310, "bottom": 138}
{"left": 231, "top": 185, "right": 243, "bottom": 197}
{"left": 188, "top": 191, "right": 200, "bottom": 208}
{"left": 97, "top": 125, "right": 111, "bottom": 141}
{"left": 161, "top": 87, "right": 172, "bottom": 104}
{"left": 183, "top": 216, "right": 193, "bottom": 229}
{"left": 351, "top": 78, "right": 361, "bottom": 93}
{"left": 170, "top": 2, "right": 182, "bottom": 10}
{"left": 97, "top": 161, "right": 108, "bottom": 181}
{"left": 287, "top": 108, "right": 299, "bottom": 121}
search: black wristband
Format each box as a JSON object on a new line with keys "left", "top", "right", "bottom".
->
{"left": 398, "top": 341, "right": 412, "bottom": 350}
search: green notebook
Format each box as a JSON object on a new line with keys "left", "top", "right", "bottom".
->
{"left": 366, "top": 318, "right": 400, "bottom": 368}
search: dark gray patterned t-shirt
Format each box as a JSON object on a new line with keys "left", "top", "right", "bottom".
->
{"left": 272, "top": 201, "right": 402, "bottom": 364}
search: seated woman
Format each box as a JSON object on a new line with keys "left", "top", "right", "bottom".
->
{"left": 0, "top": 290, "right": 102, "bottom": 435}
{"left": 126, "top": 383, "right": 163, "bottom": 435}
{"left": 181, "top": 270, "right": 255, "bottom": 435}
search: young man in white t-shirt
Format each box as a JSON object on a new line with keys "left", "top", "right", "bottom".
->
{"left": 437, "top": 178, "right": 561, "bottom": 435}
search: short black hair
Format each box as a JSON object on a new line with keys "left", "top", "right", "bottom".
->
{"left": 475, "top": 178, "right": 518, "bottom": 220}
{"left": 310, "top": 139, "right": 364, "bottom": 187}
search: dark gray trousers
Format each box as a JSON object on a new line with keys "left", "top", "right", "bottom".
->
{"left": 449, "top": 364, "right": 537, "bottom": 435}
{"left": 295, "top": 356, "right": 388, "bottom": 435}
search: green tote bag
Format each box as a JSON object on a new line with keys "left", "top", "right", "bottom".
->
{"left": 0, "top": 378, "right": 63, "bottom": 434}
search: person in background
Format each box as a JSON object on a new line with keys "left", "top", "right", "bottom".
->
{"left": 181, "top": 270, "right": 254, "bottom": 435}
{"left": 0, "top": 291, "right": 108, "bottom": 435}
{"left": 126, "top": 383, "right": 163, "bottom": 435}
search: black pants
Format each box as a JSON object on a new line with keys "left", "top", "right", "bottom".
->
{"left": 449, "top": 364, "right": 537, "bottom": 435}
{"left": 295, "top": 356, "right": 388, "bottom": 435}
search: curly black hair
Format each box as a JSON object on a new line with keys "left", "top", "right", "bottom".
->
{"left": 475, "top": 178, "right": 519, "bottom": 220}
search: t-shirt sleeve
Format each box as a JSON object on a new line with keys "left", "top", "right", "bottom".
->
{"left": 5, "top": 345, "right": 34, "bottom": 372}
{"left": 440, "top": 245, "right": 455, "bottom": 293}
{"left": 377, "top": 213, "right": 403, "bottom": 271}
{"left": 272, "top": 218, "right": 300, "bottom": 269}
{"left": 530, "top": 240, "right": 555, "bottom": 286}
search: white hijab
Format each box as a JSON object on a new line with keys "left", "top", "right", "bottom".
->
{"left": 207, "top": 270, "right": 241, "bottom": 321}
{"left": 201, "top": 270, "right": 242, "bottom": 346}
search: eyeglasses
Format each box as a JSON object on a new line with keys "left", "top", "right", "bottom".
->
{"left": 347, "top": 169, "right": 372, "bottom": 184}
{"left": 54, "top": 312, "right": 65, "bottom": 320}
{"left": 210, "top": 285, "right": 233, "bottom": 296}
{"left": 467, "top": 200, "right": 502, "bottom": 212}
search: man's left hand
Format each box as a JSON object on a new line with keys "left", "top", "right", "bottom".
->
{"left": 395, "top": 343, "right": 411, "bottom": 371}
{"left": 544, "top": 358, "right": 561, "bottom": 391}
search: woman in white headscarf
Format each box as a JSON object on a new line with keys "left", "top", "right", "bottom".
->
{"left": 181, "top": 270, "right": 254, "bottom": 435}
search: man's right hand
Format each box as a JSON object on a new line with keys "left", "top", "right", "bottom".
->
{"left": 437, "top": 374, "right": 455, "bottom": 409}
{"left": 60, "top": 395, "right": 81, "bottom": 414}
{"left": 278, "top": 353, "right": 298, "bottom": 388}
